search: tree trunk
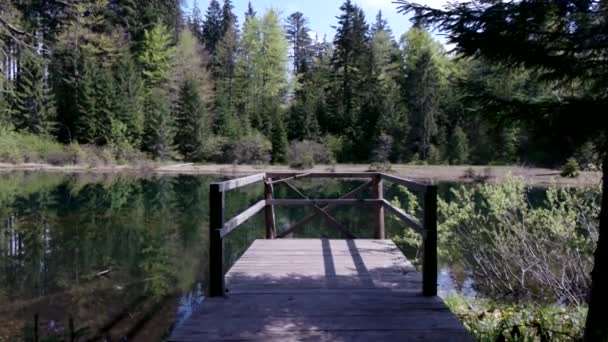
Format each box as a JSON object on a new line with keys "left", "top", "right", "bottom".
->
{"left": 584, "top": 153, "right": 608, "bottom": 341}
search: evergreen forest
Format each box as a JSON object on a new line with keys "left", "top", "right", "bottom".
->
{"left": 1, "top": 0, "right": 597, "bottom": 167}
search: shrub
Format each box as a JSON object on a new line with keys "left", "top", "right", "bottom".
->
{"left": 445, "top": 294, "right": 586, "bottom": 342}
{"left": 462, "top": 167, "right": 476, "bottom": 179}
{"left": 561, "top": 158, "right": 580, "bottom": 178}
{"left": 438, "top": 177, "right": 598, "bottom": 304}
{"left": 204, "top": 133, "right": 272, "bottom": 164}
{"left": 288, "top": 140, "right": 334, "bottom": 169}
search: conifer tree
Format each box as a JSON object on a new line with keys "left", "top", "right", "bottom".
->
{"left": 94, "top": 63, "right": 117, "bottom": 145}
{"left": 330, "top": 0, "right": 370, "bottom": 135}
{"left": 188, "top": 1, "right": 205, "bottom": 44}
{"left": 213, "top": 0, "right": 239, "bottom": 136}
{"left": 175, "top": 79, "right": 207, "bottom": 161}
{"left": 285, "top": 12, "right": 313, "bottom": 76}
{"left": 138, "top": 21, "right": 175, "bottom": 87}
{"left": 402, "top": 28, "right": 443, "bottom": 161}
{"left": 139, "top": 21, "right": 176, "bottom": 156}
{"left": 13, "top": 51, "right": 56, "bottom": 135}
{"left": 75, "top": 54, "right": 99, "bottom": 143}
{"left": 448, "top": 126, "right": 469, "bottom": 164}
{"left": 258, "top": 9, "right": 288, "bottom": 135}
{"left": 144, "top": 88, "right": 175, "bottom": 160}
{"left": 113, "top": 51, "right": 145, "bottom": 146}
{"left": 202, "top": 0, "right": 223, "bottom": 54}
{"left": 270, "top": 111, "right": 288, "bottom": 164}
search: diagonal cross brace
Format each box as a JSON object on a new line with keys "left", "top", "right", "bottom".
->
{"left": 276, "top": 180, "right": 374, "bottom": 238}
{"left": 282, "top": 181, "right": 356, "bottom": 239}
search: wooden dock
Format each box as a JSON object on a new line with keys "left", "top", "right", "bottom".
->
{"left": 170, "top": 239, "right": 473, "bottom": 341}
{"left": 170, "top": 173, "right": 473, "bottom": 341}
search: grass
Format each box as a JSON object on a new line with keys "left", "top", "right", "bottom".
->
{"left": 0, "top": 127, "right": 152, "bottom": 168}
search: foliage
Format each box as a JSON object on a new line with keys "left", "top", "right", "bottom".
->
{"left": 287, "top": 140, "right": 334, "bottom": 169}
{"left": 561, "top": 158, "right": 580, "bottom": 178}
{"left": 445, "top": 294, "right": 586, "bottom": 342}
{"left": 138, "top": 21, "right": 175, "bottom": 87}
{"left": 203, "top": 133, "right": 272, "bottom": 165}
{"left": 449, "top": 126, "right": 469, "bottom": 165}
{"left": 3, "top": 0, "right": 606, "bottom": 171}
{"left": 438, "top": 177, "right": 599, "bottom": 305}
{"left": 12, "top": 50, "right": 56, "bottom": 135}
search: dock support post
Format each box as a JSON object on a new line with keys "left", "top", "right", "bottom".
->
{"left": 209, "top": 183, "right": 225, "bottom": 297}
{"left": 265, "top": 178, "right": 276, "bottom": 239}
{"left": 373, "top": 175, "right": 385, "bottom": 239}
{"left": 422, "top": 185, "right": 438, "bottom": 296}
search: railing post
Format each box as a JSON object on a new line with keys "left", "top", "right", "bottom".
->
{"left": 373, "top": 175, "right": 385, "bottom": 239}
{"left": 264, "top": 178, "right": 276, "bottom": 239}
{"left": 209, "top": 183, "right": 225, "bottom": 297}
{"left": 422, "top": 185, "right": 438, "bottom": 296}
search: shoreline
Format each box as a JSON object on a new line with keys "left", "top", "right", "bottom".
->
{"left": 0, "top": 162, "right": 600, "bottom": 187}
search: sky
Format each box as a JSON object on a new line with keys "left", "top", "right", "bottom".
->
{"left": 185, "top": 0, "right": 456, "bottom": 43}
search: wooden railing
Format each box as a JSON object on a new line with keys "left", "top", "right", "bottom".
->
{"left": 208, "top": 172, "right": 437, "bottom": 297}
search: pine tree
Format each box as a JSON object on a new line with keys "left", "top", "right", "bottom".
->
{"left": 271, "top": 111, "right": 288, "bottom": 164}
{"left": 245, "top": 2, "right": 256, "bottom": 19}
{"left": 213, "top": 0, "right": 239, "bottom": 136}
{"left": 202, "top": 0, "right": 223, "bottom": 54}
{"left": 285, "top": 12, "right": 313, "bottom": 76}
{"left": 13, "top": 51, "right": 56, "bottom": 135}
{"left": 405, "top": 50, "right": 440, "bottom": 160}
{"left": 172, "top": 28, "right": 213, "bottom": 159}
{"left": 402, "top": 28, "right": 443, "bottom": 161}
{"left": 75, "top": 54, "right": 99, "bottom": 143}
{"left": 330, "top": 0, "right": 370, "bottom": 136}
{"left": 370, "top": 12, "right": 407, "bottom": 161}
{"left": 175, "top": 79, "right": 207, "bottom": 161}
{"left": 188, "top": 1, "right": 205, "bottom": 44}
{"left": 235, "top": 10, "right": 261, "bottom": 132}
{"left": 144, "top": 88, "right": 175, "bottom": 160}
{"left": 258, "top": 9, "right": 288, "bottom": 135}
{"left": 114, "top": 51, "right": 145, "bottom": 146}
{"left": 139, "top": 21, "right": 176, "bottom": 155}
{"left": 448, "top": 126, "right": 469, "bottom": 164}
{"left": 138, "top": 21, "right": 175, "bottom": 87}
{"left": 94, "top": 65, "right": 117, "bottom": 145}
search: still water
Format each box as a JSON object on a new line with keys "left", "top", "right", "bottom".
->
{"left": 0, "top": 172, "right": 477, "bottom": 341}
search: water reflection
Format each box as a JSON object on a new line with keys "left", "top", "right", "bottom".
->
{"left": 0, "top": 172, "right": 484, "bottom": 341}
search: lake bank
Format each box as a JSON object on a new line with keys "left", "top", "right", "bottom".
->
{"left": 0, "top": 162, "right": 600, "bottom": 187}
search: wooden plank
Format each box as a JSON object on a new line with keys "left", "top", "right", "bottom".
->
{"left": 219, "top": 200, "right": 266, "bottom": 238}
{"left": 174, "top": 315, "right": 467, "bottom": 334}
{"left": 382, "top": 199, "right": 425, "bottom": 236}
{"left": 267, "top": 172, "right": 378, "bottom": 179}
{"left": 170, "top": 330, "right": 474, "bottom": 342}
{"left": 276, "top": 180, "right": 373, "bottom": 238}
{"left": 212, "top": 173, "right": 266, "bottom": 192}
{"left": 268, "top": 173, "right": 311, "bottom": 184}
{"left": 171, "top": 238, "right": 472, "bottom": 341}
{"left": 269, "top": 199, "right": 381, "bottom": 206}
{"left": 379, "top": 173, "right": 428, "bottom": 194}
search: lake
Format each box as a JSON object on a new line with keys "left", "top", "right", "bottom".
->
{"left": 0, "top": 171, "right": 531, "bottom": 340}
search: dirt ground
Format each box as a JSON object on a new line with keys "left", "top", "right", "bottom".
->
{"left": 0, "top": 162, "right": 601, "bottom": 187}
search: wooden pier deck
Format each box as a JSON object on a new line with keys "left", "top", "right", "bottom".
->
{"left": 169, "top": 239, "right": 473, "bottom": 341}
{"left": 169, "top": 173, "right": 474, "bottom": 341}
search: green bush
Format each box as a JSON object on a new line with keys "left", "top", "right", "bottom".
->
{"left": 445, "top": 294, "right": 586, "bottom": 341}
{"left": 561, "top": 158, "right": 580, "bottom": 178}
{"left": 288, "top": 140, "right": 334, "bottom": 169}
